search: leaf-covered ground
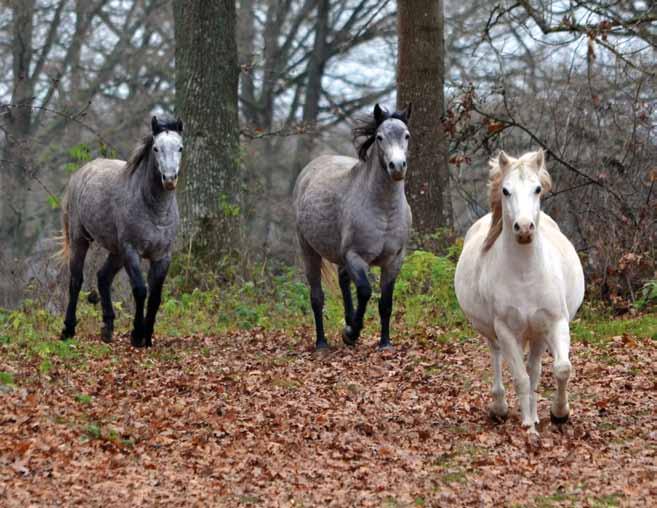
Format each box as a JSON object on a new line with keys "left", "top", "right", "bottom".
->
{"left": 1, "top": 326, "right": 656, "bottom": 507}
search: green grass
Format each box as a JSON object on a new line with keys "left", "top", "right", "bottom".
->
{"left": 1, "top": 250, "right": 654, "bottom": 382}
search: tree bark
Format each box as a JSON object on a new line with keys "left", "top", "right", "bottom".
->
{"left": 1, "top": 0, "right": 36, "bottom": 251}
{"left": 174, "top": 0, "right": 241, "bottom": 255}
{"left": 397, "top": 0, "right": 451, "bottom": 236}
{"left": 289, "top": 0, "right": 330, "bottom": 193}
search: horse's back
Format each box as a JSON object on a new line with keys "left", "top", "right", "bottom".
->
{"left": 293, "top": 155, "right": 359, "bottom": 263}
{"left": 293, "top": 155, "right": 357, "bottom": 204}
{"left": 65, "top": 158, "right": 127, "bottom": 251}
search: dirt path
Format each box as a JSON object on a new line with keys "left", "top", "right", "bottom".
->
{"left": 1, "top": 329, "right": 656, "bottom": 507}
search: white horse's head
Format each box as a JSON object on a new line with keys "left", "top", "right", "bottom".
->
{"left": 499, "top": 150, "right": 550, "bottom": 244}
{"left": 484, "top": 150, "right": 552, "bottom": 250}
{"left": 151, "top": 116, "right": 184, "bottom": 190}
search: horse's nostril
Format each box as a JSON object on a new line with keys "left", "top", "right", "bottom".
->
{"left": 513, "top": 223, "right": 520, "bottom": 232}
{"left": 402, "top": 161, "right": 407, "bottom": 168}
{"left": 530, "top": 223, "right": 535, "bottom": 230}
{"left": 389, "top": 161, "right": 395, "bottom": 170}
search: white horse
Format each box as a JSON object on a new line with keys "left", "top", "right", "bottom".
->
{"left": 454, "top": 150, "right": 585, "bottom": 436}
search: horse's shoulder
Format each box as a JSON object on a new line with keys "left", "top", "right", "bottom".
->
{"left": 464, "top": 213, "right": 492, "bottom": 244}
{"left": 539, "top": 211, "right": 561, "bottom": 232}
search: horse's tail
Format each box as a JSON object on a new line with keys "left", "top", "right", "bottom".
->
{"left": 53, "top": 194, "right": 70, "bottom": 266}
{"left": 320, "top": 260, "right": 340, "bottom": 297}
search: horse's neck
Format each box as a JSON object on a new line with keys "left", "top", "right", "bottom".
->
{"left": 356, "top": 147, "right": 405, "bottom": 210}
{"left": 499, "top": 222, "right": 545, "bottom": 269}
{"left": 138, "top": 156, "right": 175, "bottom": 216}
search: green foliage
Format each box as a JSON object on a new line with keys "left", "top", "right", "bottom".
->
{"left": 218, "top": 193, "right": 241, "bottom": 217}
{"left": 635, "top": 280, "right": 657, "bottom": 310}
{"left": 0, "top": 371, "right": 14, "bottom": 386}
{"left": 65, "top": 143, "right": 93, "bottom": 173}
{"left": 1, "top": 249, "right": 655, "bottom": 371}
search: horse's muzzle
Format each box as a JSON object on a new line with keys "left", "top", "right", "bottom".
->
{"left": 517, "top": 234, "right": 533, "bottom": 244}
{"left": 163, "top": 178, "right": 177, "bottom": 190}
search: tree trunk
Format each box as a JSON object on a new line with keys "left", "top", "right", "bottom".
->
{"left": 397, "top": 0, "right": 451, "bottom": 236}
{"left": 1, "top": 0, "right": 36, "bottom": 252}
{"left": 289, "top": 0, "right": 330, "bottom": 193}
{"left": 174, "top": 0, "right": 241, "bottom": 255}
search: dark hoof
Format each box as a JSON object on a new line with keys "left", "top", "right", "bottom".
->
{"left": 550, "top": 411, "right": 569, "bottom": 425}
{"left": 488, "top": 410, "right": 508, "bottom": 424}
{"left": 315, "top": 341, "right": 330, "bottom": 352}
{"left": 100, "top": 325, "right": 113, "bottom": 344}
{"left": 131, "top": 329, "right": 145, "bottom": 348}
{"left": 378, "top": 342, "right": 394, "bottom": 351}
{"left": 342, "top": 326, "right": 357, "bottom": 346}
{"left": 60, "top": 327, "right": 75, "bottom": 341}
{"left": 87, "top": 290, "right": 100, "bottom": 304}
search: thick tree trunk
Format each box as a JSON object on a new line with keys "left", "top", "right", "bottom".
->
{"left": 174, "top": 0, "right": 241, "bottom": 255}
{"left": 397, "top": 0, "right": 451, "bottom": 236}
{"left": 1, "top": 0, "right": 36, "bottom": 252}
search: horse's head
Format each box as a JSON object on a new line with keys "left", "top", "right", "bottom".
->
{"left": 151, "top": 116, "right": 183, "bottom": 190}
{"left": 497, "top": 150, "right": 552, "bottom": 245}
{"left": 373, "top": 103, "right": 412, "bottom": 181}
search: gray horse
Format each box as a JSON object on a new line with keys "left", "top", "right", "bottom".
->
{"left": 293, "top": 103, "right": 412, "bottom": 350}
{"left": 59, "top": 116, "right": 183, "bottom": 347}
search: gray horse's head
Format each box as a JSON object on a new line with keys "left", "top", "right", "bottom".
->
{"left": 151, "top": 116, "right": 183, "bottom": 190}
{"left": 353, "top": 103, "right": 412, "bottom": 181}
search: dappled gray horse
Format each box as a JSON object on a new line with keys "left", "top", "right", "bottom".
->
{"left": 59, "top": 116, "right": 183, "bottom": 347}
{"left": 293, "top": 104, "right": 412, "bottom": 350}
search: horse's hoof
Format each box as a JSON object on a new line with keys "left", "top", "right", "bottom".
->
{"left": 60, "top": 328, "right": 75, "bottom": 341}
{"left": 489, "top": 411, "right": 508, "bottom": 424}
{"left": 100, "top": 327, "right": 113, "bottom": 344}
{"left": 87, "top": 290, "right": 100, "bottom": 304}
{"left": 550, "top": 411, "right": 569, "bottom": 425}
{"left": 315, "top": 341, "right": 330, "bottom": 353}
{"left": 342, "top": 326, "right": 357, "bottom": 346}
{"left": 131, "top": 330, "right": 145, "bottom": 348}
{"left": 378, "top": 341, "right": 394, "bottom": 351}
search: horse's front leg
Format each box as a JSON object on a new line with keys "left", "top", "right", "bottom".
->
{"left": 546, "top": 319, "right": 572, "bottom": 424}
{"left": 494, "top": 319, "right": 536, "bottom": 435}
{"left": 144, "top": 256, "right": 171, "bottom": 348}
{"left": 378, "top": 261, "right": 401, "bottom": 350}
{"left": 486, "top": 337, "right": 508, "bottom": 421}
{"left": 122, "top": 246, "right": 148, "bottom": 348}
{"left": 527, "top": 339, "right": 545, "bottom": 425}
{"left": 343, "top": 251, "right": 371, "bottom": 346}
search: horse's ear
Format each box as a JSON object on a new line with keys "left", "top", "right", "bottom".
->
{"left": 498, "top": 150, "right": 511, "bottom": 173}
{"left": 373, "top": 103, "right": 387, "bottom": 126}
{"left": 533, "top": 149, "right": 545, "bottom": 169}
{"left": 176, "top": 118, "right": 183, "bottom": 133}
{"left": 151, "top": 116, "right": 162, "bottom": 135}
{"left": 402, "top": 102, "right": 412, "bottom": 123}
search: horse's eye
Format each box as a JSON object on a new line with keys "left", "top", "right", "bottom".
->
{"left": 376, "top": 135, "right": 383, "bottom": 141}
{"left": 535, "top": 186, "right": 541, "bottom": 194}
{"left": 153, "top": 147, "right": 159, "bottom": 152}
{"left": 405, "top": 133, "right": 410, "bottom": 140}
{"left": 502, "top": 188, "right": 510, "bottom": 197}
{"left": 179, "top": 147, "right": 183, "bottom": 152}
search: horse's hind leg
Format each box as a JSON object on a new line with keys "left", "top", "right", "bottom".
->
{"left": 61, "top": 239, "right": 90, "bottom": 340}
{"left": 122, "top": 245, "right": 148, "bottom": 348}
{"left": 338, "top": 265, "right": 354, "bottom": 331}
{"left": 547, "top": 320, "right": 572, "bottom": 424}
{"left": 299, "top": 239, "right": 327, "bottom": 350}
{"left": 143, "top": 256, "right": 171, "bottom": 347}
{"left": 97, "top": 253, "right": 122, "bottom": 343}
{"left": 343, "top": 250, "right": 371, "bottom": 346}
{"left": 486, "top": 337, "right": 508, "bottom": 421}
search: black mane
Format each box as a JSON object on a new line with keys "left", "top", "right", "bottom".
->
{"left": 351, "top": 105, "right": 410, "bottom": 161}
{"left": 126, "top": 135, "right": 154, "bottom": 174}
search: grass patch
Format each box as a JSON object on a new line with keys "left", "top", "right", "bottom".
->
{"left": 0, "top": 371, "right": 15, "bottom": 386}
